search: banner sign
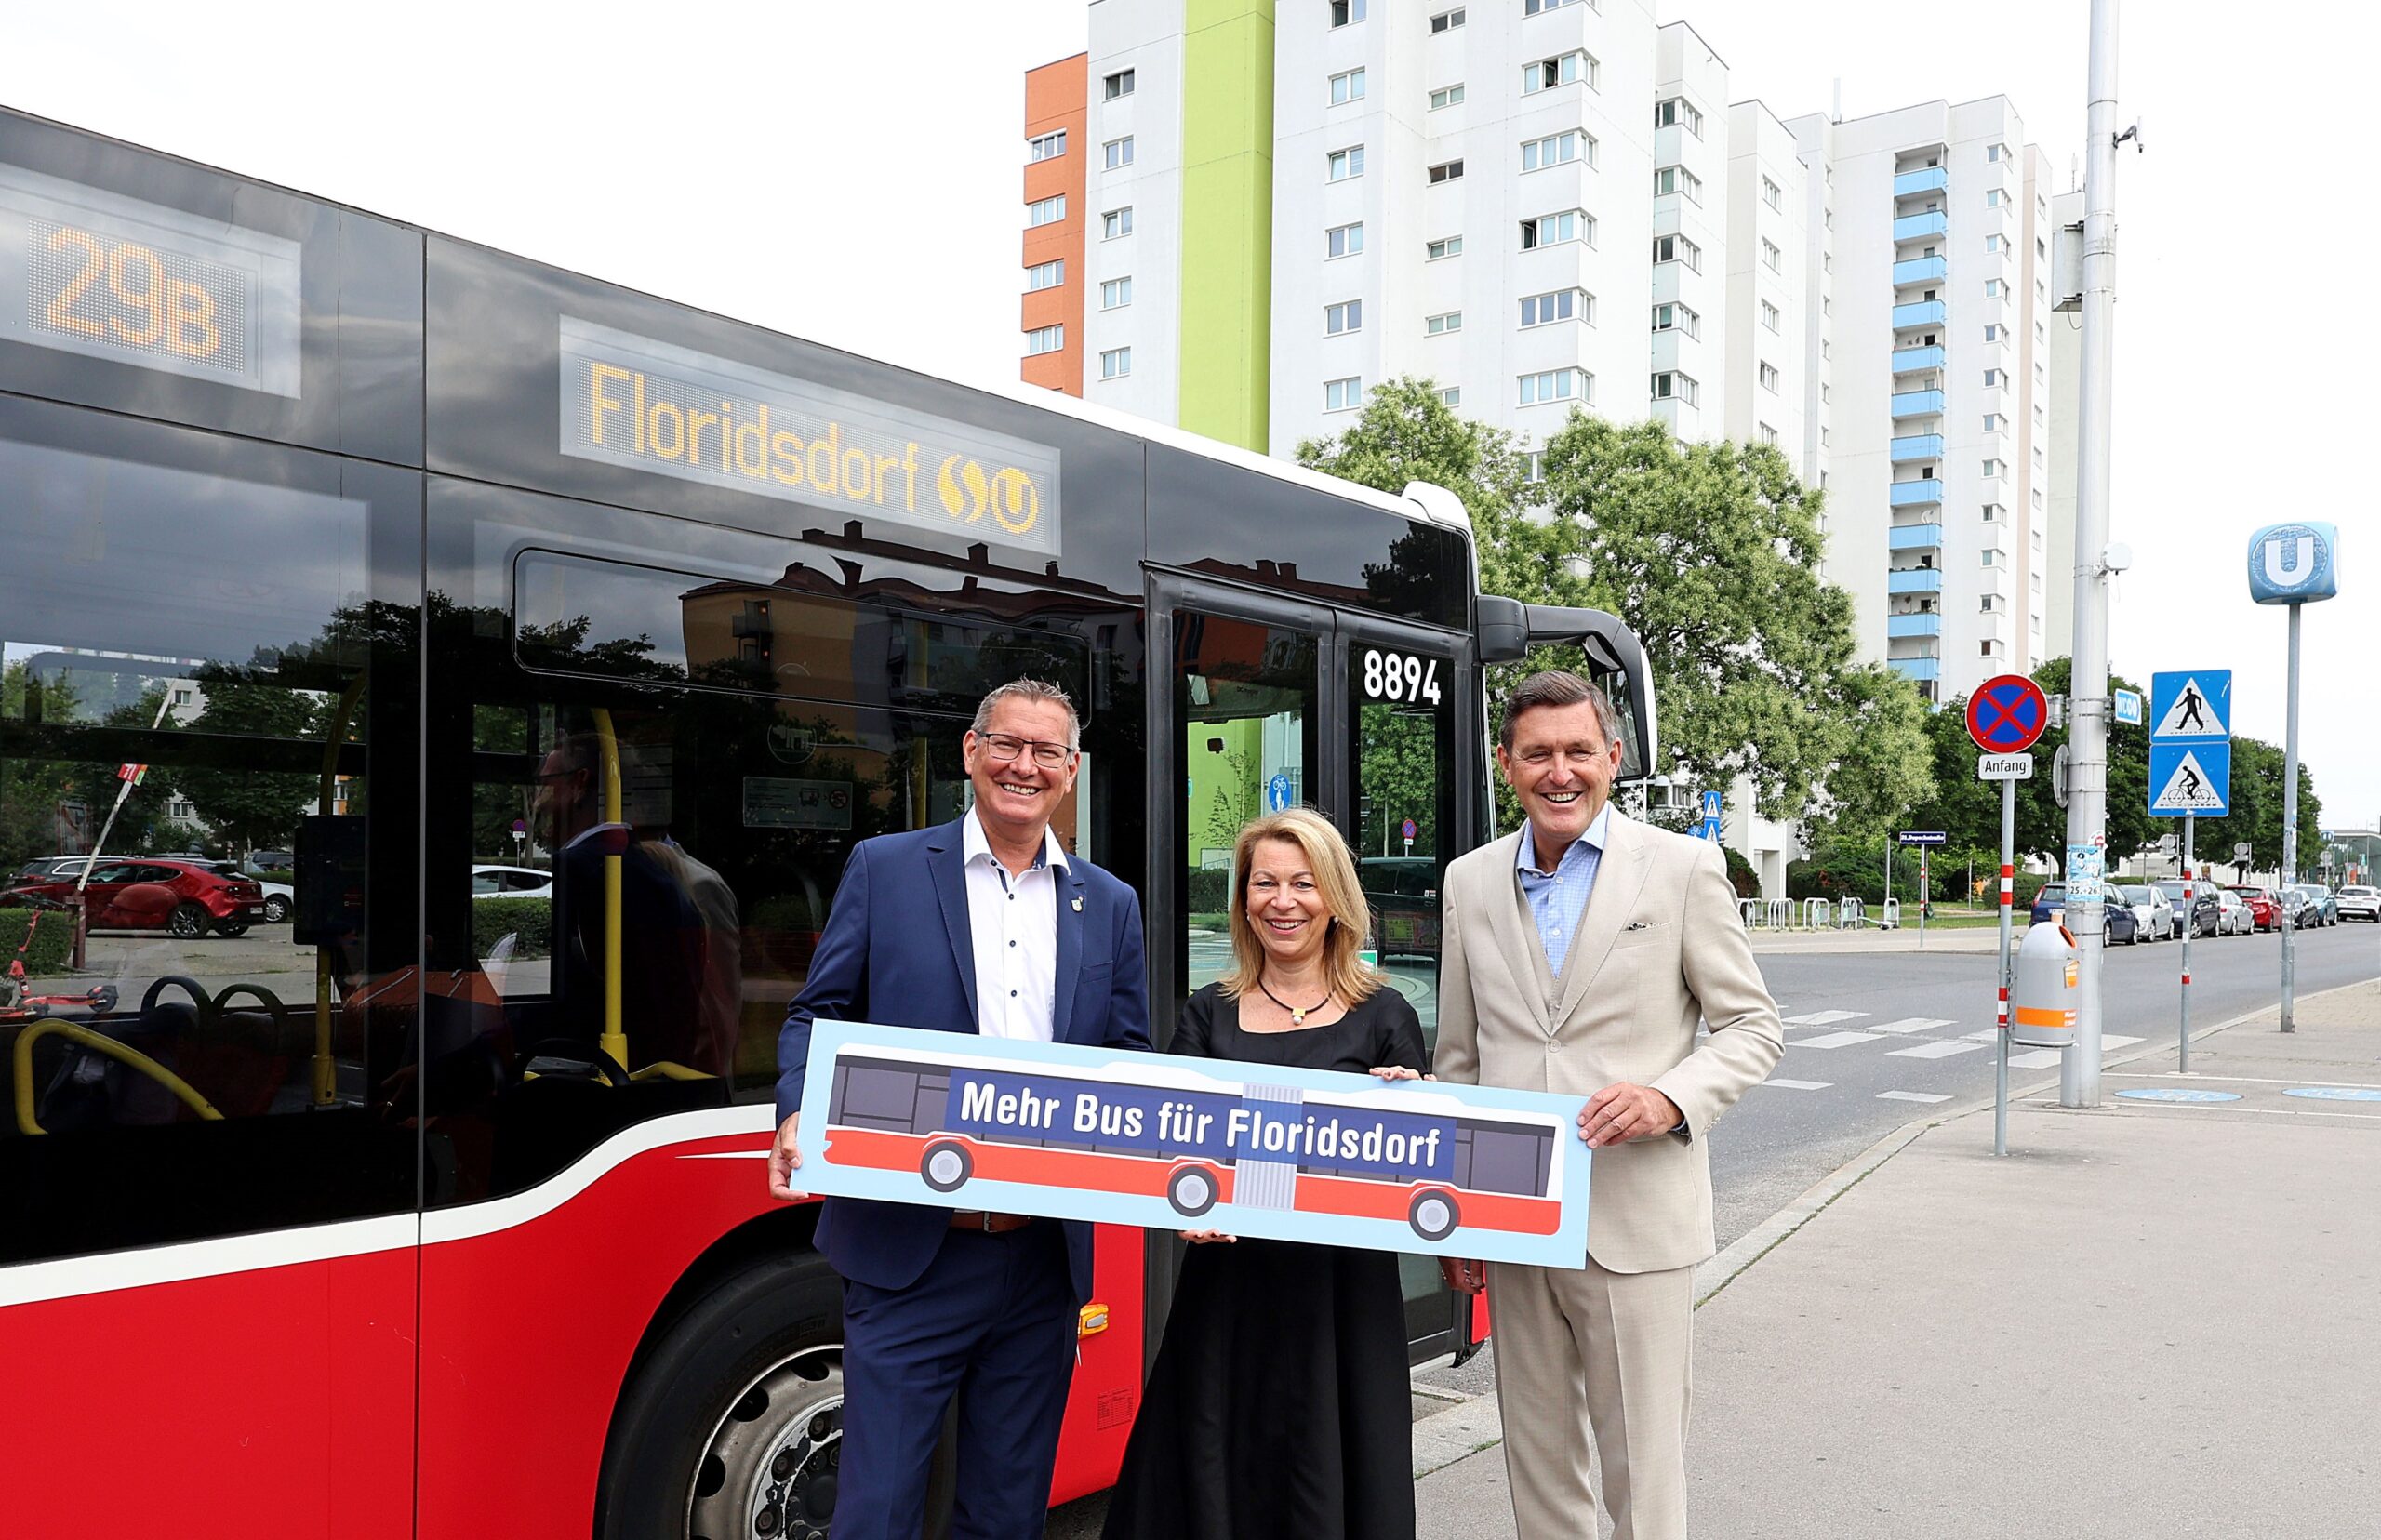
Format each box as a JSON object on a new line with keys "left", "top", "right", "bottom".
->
{"left": 795, "top": 1020, "right": 1594, "bottom": 1268}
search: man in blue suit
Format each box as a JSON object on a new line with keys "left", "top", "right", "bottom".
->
{"left": 770, "top": 678, "right": 1151, "bottom": 1540}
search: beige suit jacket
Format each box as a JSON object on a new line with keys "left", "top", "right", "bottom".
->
{"left": 1433, "top": 812, "right": 1784, "bottom": 1274}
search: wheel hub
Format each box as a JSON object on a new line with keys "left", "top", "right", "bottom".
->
{"left": 687, "top": 1346, "right": 844, "bottom": 1540}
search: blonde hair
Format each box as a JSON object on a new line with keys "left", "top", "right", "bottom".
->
{"left": 1219, "top": 808, "right": 1381, "bottom": 1007}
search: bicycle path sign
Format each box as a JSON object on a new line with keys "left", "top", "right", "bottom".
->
{"left": 2149, "top": 670, "right": 2231, "bottom": 816}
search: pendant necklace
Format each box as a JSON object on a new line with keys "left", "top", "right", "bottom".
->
{"left": 1257, "top": 976, "right": 1331, "bottom": 1027}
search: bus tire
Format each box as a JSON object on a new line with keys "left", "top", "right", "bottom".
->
{"left": 1165, "top": 1164, "right": 1219, "bottom": 1219}
{"left": 920, "top": 1139, "right": 973, "bottom": 1193}
{"left": 595, "top": 1250, "right": 845, "bottom": 1540}
{"left": 1408, "top": 1188, "right": 1460, "bottom": 1242}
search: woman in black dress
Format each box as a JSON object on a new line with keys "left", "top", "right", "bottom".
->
{"left": 1102, "top": 808, "right": 1427, "bottom": 1540}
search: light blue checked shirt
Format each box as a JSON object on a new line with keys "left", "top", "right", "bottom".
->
{"left": 1514, "top": 803, "right": 1613, "bottom": 978}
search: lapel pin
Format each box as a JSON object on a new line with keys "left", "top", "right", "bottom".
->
{"left": 1071, "top": 896, "right": 1084, "bottom": 911}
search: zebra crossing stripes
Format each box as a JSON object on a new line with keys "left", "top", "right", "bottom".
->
{"left": 1888, "top": 1040, "right": 1987, "bottom": 1060}
{"left": 1789, "top": 1031, "right": 1882, "bottom": 1050}
{"left": 1759, "top": 1079, "right": 1832, "bottom": 1091}
{"left": 1868, "top": 1017, "right": 1956, "bottom": 1035}
{"left": 1781, "top": 1010, "right": 1868, "bottom": 1027}
{"left": 1877, "top": 1091, "right": 1951, "bottom": 1104}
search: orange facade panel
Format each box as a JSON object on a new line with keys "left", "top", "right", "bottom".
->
{"left": 1021, "top": 54, "right": 1086, "bottom": 396}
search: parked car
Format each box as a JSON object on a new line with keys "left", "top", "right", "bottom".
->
{"left": 2105, "top": 900, "right": 2140, "bottom": 945}
{"left": 472, "top": 864, "right": 555, "bottom": 901}
{"left": 2119, "top": 883, "right": 2173, "bottom": 942}
{"left": 196, "top": 861, "right": 293, "bottom": 923}
{"left": 11, "top": 856, "right": 98, "bottom": 885}
{"left": 2338, "top": 885, "right": 2381, "bottom": 923}
{"left": 248, "top": 848, "right": 297, "bottom": 872}
{"left": 2155, "top": 880, "right": 2221, "bottom": 939}
{"left": 0, "top": 858, "right": 268, "bottom": 937}
{"left": 2293, "top": 885, "right": 2337, "bottom": 927}
{"left": 2227, "top": 886, "right": 2281, "bottom": 932}
{"left": 2028, "top": 881, "right": 2067, "bottom": 926}
{"left": 2212, "top": 887, "right": 2255, "bottom": 936}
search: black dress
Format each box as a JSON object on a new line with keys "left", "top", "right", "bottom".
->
{"left": 1100, "top": 984, "right": 1428, "bottom": 1540}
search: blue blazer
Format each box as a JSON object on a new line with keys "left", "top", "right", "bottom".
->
{"left": 777, "top": 816, "right": 1152, "bottom": 1301}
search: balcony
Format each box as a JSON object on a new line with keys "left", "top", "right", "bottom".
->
{"left": 1889, "top": 433, "right": 1945, "bottom": 463}
{"left": 1888, "top": 523, "right": 1945, "bottom": 552}
{"left": 1888, "top": 655, "right": 1942, "bottom": 683}
{"left": 1892, "top": 346, "right": 1946, "bottom": 374}
{"left": 1892, "top": 299, "right": 1946, "bottom": 329}
{"left": 1888, "top": 479, "right": 1943, "bottom": 508}
{"left": 1892, "top": 255, "right": 1947, "bottom": 285}
{"left": 1893, "top": 166, "right": 1949, "bottom": 197}
{"left": 1891, "top": 389, "right": 1945, "bottom": 418}
{"left": 1893, "top": 210, "right": 1949, "bottom": 241}
{"left": 1886, "top": 613, "right": 1943, "bottom": 639}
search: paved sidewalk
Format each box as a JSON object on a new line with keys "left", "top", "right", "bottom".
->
{"left": 1411, "top": 976, "right": 2381, "bottom": 1539}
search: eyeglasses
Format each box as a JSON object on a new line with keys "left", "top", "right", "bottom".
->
{"left": 978, "top": 732, "right": 1075, "bottom": 768}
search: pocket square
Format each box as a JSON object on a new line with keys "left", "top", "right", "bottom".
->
{"left": 1624, "top": 920, "right": 1649, "bottom": 931}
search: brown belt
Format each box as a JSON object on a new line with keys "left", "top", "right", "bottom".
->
{"left": 948, "top": 1210, "right": 1036, "bottom": 1234}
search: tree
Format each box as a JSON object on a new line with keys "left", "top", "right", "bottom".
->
{"left": 174, "top": 669, "right": 324, "bottom": 857}
{"left": 2012, "top": 658, "right": 2154, "bottom": 872}
{"left": 2192, "top": 738, "right": 2323, "bottom": 881}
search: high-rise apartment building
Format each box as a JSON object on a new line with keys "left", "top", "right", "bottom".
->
{"left": 2043, "top": 186, "right": 2083, "bottom": 663}
{"left": 1022, "top": 54, "right": 1088, "bottom": 397}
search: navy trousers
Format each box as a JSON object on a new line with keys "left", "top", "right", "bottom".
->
{"left": 836, "top": 1221, "right": 1079, "bottom": 1540}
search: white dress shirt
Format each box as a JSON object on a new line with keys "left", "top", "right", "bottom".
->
{"left": 961, "top": 807, "right": 1069, "bottom": 1042}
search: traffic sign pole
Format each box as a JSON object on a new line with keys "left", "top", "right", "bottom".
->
{"left": 2281, "top": 604, "right": 2300, "bottom": 1032}
{"left": 1995, "top": 777, "right": 2015, "bottom": 1158}
{"left": 2179, "top": 812, "right": 2194, "bottom": 1071}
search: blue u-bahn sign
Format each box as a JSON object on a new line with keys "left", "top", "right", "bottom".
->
{"left": 2246, "top": 522, "right": 2339, "bottom": 605}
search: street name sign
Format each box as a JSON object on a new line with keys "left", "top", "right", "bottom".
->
{"left": 1897, "top": 830, "right": 1949, "bottom": 846}
{"left": 1966, "top": 674, "right": 2049, "bottom": 754}
{"left": 1977, "top": 753, "right": 2034, "bottom": 781}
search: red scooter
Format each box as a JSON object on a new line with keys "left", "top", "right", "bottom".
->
{"left": 0, "top": 898, "right": 118, "bottom": 1023}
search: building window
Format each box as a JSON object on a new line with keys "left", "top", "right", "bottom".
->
{"left": 1648, "top": 300, "right": 1696, "bottom": 337}
{"left": 1428, "top": 159, "right": 1465, "bottom": 184}
{"left": 1326, "top": 221, "right": 1363, "bottom": 259}
{"left": 1430, "top": 7, "right": 1465, "bottom": 32}
{"left": 1981, "top": 549, "right": 2002, "bottom": 567}
{"left": 1330, "top": 68, "right": 1367, "bottom": 105}
{"left": 1425, "top": 234, "right": 1463, "bottom": 260}
{"left": 1759, "top": 362, "right": 1780, "bottom": 392}
{"left": 1649, "top": 370, "right": 1699, "bottom": 406}
{"left": 1324, "top": 376, "right": 1363, "bottom": 411}
{"left": 1653, "top": 97, "right": 1704, "bottom": 136}
{"left": 1982, "top": 458, "right": 2006, "bottom": 478}
{"left": 1325, "top": 299, "right": 1363, "bottom": 335}
{"left": 1761, "top": 299, "right": 1781, "bottom": 332}
{"left": 1985, "top": 324, "right": 2003, "bottom": 343}
{"left": 1426, "top": 311, "right": 1463, "bottom": 335}
{"left": 1104, "top": 69, "right": 1135, "bottom": 100}
{"left": 1651, "top": 233, "right": 1700, "bottom": 272}
{"left": 1983, "top": 368, "right": 2003, "bottom": 388}
{"left": 1430, "top": 83, "right": 1466, "bottom": 110}
{"left": 1027, "top": 195, "right": 1067, "bottom": 227}
{"left": 1101, "top": 276, "right": 1133, "bottom": 310}
{"left": 1983, "top": 594, "right": 2003, "bottom": 614}
{"left": 1104, "top": 137, "right": 1135, "bottom": 170}
{"left": 1523, "top": 51, "right": 1597, "bottom": 94}
{"left": 1982, "top": 502, "right": 2003, "bottom": 523}
{"left": 1982, "top": 413, "right": 2002, "bottom": 432}
{"left": 1987, "top": 141, "right": 2008, "bottom": 162}
{"left": 1439, "top": 386, "right": 1462, "bottom": 407}
{"left": 1523, "top": 130, "right": 1592, "bottom": 171}
{"left": 1522, "top": 210, "right": 1591, "bottom": 249}
{"left": 1986, "top": 233, "right": 2004, "bottom": 253}
{"left": 1762, "top": 176, "right": 1783, "bottom": 211}
{"left": 1099, "top": 347, "right": 1132, "bottom": 379}
{"left": 1102, "top": 206, "right": 1134, "bottom": 239}
{"left": 1763, "top": 239, "right": 1783, "bottom": 272}
{"left": 1028, "top": 130, "right": 1067, "bottom": 163}
{"left": 1330, "top": 0, "right": 1367, "bottom": 25}
{"left": 1327, "top": 145, "right": 1365, "bottom": 181}
{"left": 1524, "top": 0, "right": 1589, "bottom": 12}
{"left": 1821, "top": 384, "right": 1830, "bottom": 404}
{"left": 1986, "top": 188, "right": 2004, "bottom": 208}
{"left": 1519, "top": 367, "right": 1590, "bottom": 405}
{"left": 1526, "top": 289, "right": 1590, "bottom": 328}
{"left": 1522, "top": 450, "right": 1546, "bottom": 483}
{"left": 1025, "top": 325, "right": 1064, "bottom": 356}
{"left": 1759, "top": 423, "right": 1778, "bottom": 445}
{"left": 1653, "top": 166, "right": 1702, "bottom": 203}
{"left": 1026, "top": 260, "right": 1065, "bottom": 292}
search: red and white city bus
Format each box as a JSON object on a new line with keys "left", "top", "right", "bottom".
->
{"left": 0, "top": 108, "right": 1654, "bottom": 1539}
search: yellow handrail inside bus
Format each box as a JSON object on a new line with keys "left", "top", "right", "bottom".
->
{"left": 13, "top": 1020, "right": 223, "bottom": 1135}
{"left": 590, "top": 708, "right": 627, "bottom": 1069}
{"left": 315, "top": 673, "right": 368, "bottom": 1107}
{"left": 628, "top": 1060, "right": 706, "bottom": 1082}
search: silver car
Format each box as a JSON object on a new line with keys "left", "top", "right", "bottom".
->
{"left": 2120, "top": 883, "right": 2172, "bottom": 942}
{"left": 2212, "top": 887, "right": 2255, "bottom": 936}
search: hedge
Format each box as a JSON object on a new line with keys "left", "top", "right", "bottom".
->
{"left": 472, "top": 897, "right": 552, "bottom": 961}
{"left": 0, "top": 907, "right": 77, "bottom": 978}
{"left": 1187, "top": 867, "right": 1233, "bottom": 917}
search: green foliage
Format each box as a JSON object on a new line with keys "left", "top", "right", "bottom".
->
{"left": 2191, "top": 738, "right": 2323, "bottom": 880}
{"left": 0, "top": 907, "right": 76, "bottom": 977}
{"left": 2011, "top": 658, "right": 2154, "bottom": 871}
{"left": 173, "top": 670, "right": 324, "bottom": 857}
{"left": 1721, "top": 845, "right": 1759, "bottom": 901}
{"left": 471, "top": 897, "right": 552, "bottom": 961}
{"left": 1186, "top": 867, "right": 1232, "bottom": 917}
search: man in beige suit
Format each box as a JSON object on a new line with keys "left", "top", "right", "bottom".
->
{"left": 1435, "top": 670, "right": 1783, "bottom": 1540}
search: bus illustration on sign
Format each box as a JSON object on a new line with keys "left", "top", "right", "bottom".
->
{"left": 808, "top": 1022, "right": 1581, "bottom": 1261}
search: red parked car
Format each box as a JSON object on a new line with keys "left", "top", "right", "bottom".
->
{"left": 0, "top": 858, "right": 268, "bottom": 938}
{"left": 2228, "top": 886, "right": 2280, "bottom": 932}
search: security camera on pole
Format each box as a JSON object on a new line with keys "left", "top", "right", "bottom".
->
{"left": 2246, "top": 521, "right": 2341, "bottom": 1034}
{"left": 1969, "top": 672, "right": 2047, "bottom": 1157}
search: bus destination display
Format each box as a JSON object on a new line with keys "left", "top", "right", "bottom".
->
{"left": 0, "top": 162, "right": 302, "bottom": 396}
{"left": 561, "top": 317, "right": 1061, "bottom": 555}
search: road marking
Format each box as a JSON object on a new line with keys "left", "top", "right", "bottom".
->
{"left": 1782, "top": 1010, "right": 1869, "bottom": 1026}
{"left": 1759, "top": 1078, "right": 1832, "bottom": 1091}
{"left": 1789, "top": 1031, "right": 1883, "bottom": 1050}
{"left": 1962, "top": 1029, "right": 2002, "bottom": 1042}
{"left": 1876, "top": 1090, "right": 1951, "bottom": 1104}
{"left": 1888, "top": 1040, "right": 1988, "bottom": 1059}
{"left": 2007, "top": 1049, "right": 2064, "bottom": 1069}
{"left": 1868, "top": 1016, "right": 1957, "bottom": 1035}
{"left": 2101, "top": 1035, "right": 2145, "bottom": 1050}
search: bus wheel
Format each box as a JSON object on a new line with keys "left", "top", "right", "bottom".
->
{"left": 596, "top": 1250, "right": 845, "bottom": 1540}
{"left": 1408, "top": 1189, "right": 1460, "bottom": 1242}
{"left": 920, "top": 1139, "right": 973, "bottom": 1192}
{"left": 1166, "top": 1164, "right": 1219, "bottom": 1219}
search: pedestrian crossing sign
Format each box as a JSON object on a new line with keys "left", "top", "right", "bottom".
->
{"left": 2149, "top": 670, "right": 2230, "bottom": 741}
{"left": 2148, "top": 742, "right": 2230, "bottom": 816}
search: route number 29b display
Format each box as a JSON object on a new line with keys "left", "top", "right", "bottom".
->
{"left": 1363, "top": 649, "right": 1442, "bottom": 706}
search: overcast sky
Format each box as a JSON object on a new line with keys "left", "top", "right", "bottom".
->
{"left": 5, "top": 0, "right": 2371, "bottom": 830}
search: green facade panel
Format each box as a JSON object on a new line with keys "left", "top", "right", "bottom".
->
{"left": 1177, "top": 0, "right": 1273, "bottom": 452}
